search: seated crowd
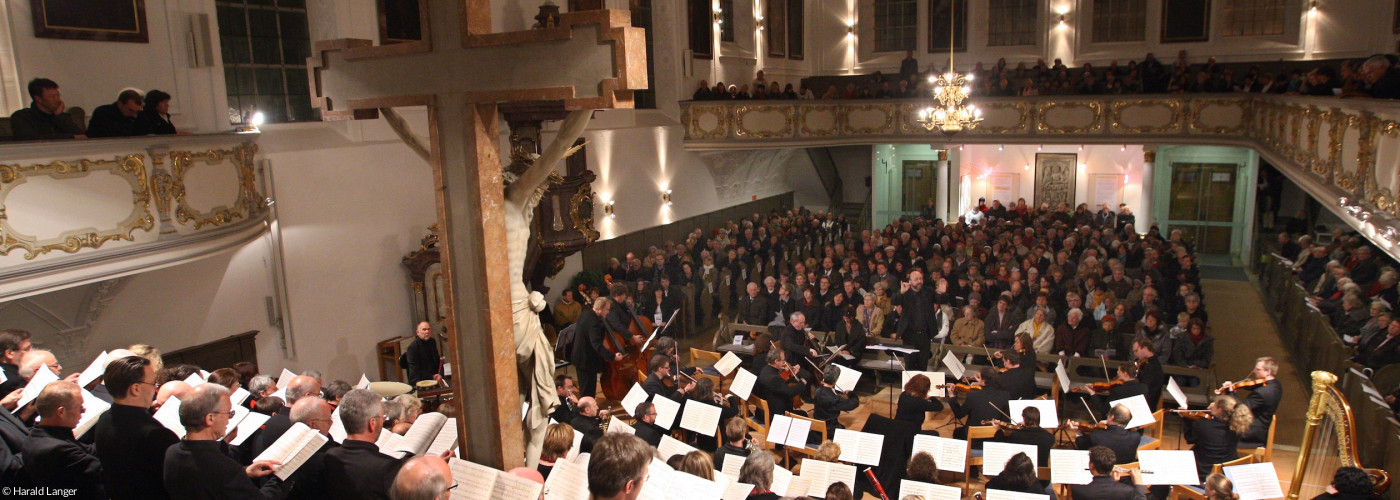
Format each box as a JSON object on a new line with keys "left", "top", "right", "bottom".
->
{"left": 690, "top": 49, "right": 1400, "bottom": 101}
{"left": 8, "top": 77, "right": 181, "bottom": 141}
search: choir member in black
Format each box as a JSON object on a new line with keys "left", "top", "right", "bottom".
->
{"left": 995, "top": 349, "right": 1038, "bottom": 400}
{"left": 1184, "top": 396, "right": 1254, "bottom": 481}
{"left": 0, "top": 329, "right": 30, "bottom": 399}
{"left": 1131, "top": 337, "right": 1165, "bottom": 411}
{"left": 95, "top": 354, "right": 179, "bottom": 500}
{"left": 1071, "top": 446, "right": 1148, "bottom": 500}
{"left": 950, "top": 367, "right": 1011, "bottom": 447}
{"left": 712, "top": 417, "right": 750, "bottom": 471}
{"left": 1080, "top": 363, "right": 1147, "bottom": 421}
{"left": 812, "top": 365, "right": 861, "bottom": 438}
{"left": 778, "top": 312, "right": 819, "bottom": 383}
{"left": 537, "top": 423, "right": 574, "bottom": 480}
{"left": 631, "top": 402, "right": 665, "bottom": 447}
{"left": 164, "top": 384, "right": 289, "bottom": 499}
{"left": 755, "top": 350, "right": 807, "bottom": 421}
{"left": 22, "top": 381, "right": 104, "bottom": 499}
{"left": 642, "top": 354, "right": 694, "bottom": 402}
{"left": 585, "top": 434, "right": 652, "bottom": 500}
{"left": 1218, "top": 356, "right": 1282, "bottom": 447}
{"left": 829, "top": 308, "right": 869, "bottom": 368}
{"left": 893, "top": 269, "right": 937, "bottom": 370}
{"left": 404, "top": 321, "right": 443, "bottom": 386}
{"left": 570, "top": 298, "right": 613, "bottom": 397}
{"left": 896, "top": 373, "right": 945, "bottom": 424}
{"left": 991, "top": 406, "right": 1055, "bottom": 465}
{"left": 1071, "top": 404, "right": 1140, "bottom": 464}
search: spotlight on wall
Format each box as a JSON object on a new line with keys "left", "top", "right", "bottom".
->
{"left": 1121, "top": 144, "right": 1127, "bottom": 152}
{"left": 1024, "top": 163, "right": 1030, "bottom": 171}
{"left": 662, "top": 189, "right": 673, "bottom": 206}
{"left": 604, "top": 200, "right": 616, "bottom": 218}
{"left": 757, "top": 18, "right": 765, "bottom": 30}
{"left": 1037, "top": 144, "right": 1044, "bottom": 151}
{"left": 1308, "top": 1, "right": 1318, "bottom": 15}
{"left": 1123, "top": 174, "right": 1130, "bottom": 184}
{"left": 1055, "top": 5, "right": 1069, "bottom": 26}
{"left": 847, "top": 22, "right": 855, "bottom": 36}
{"left": 713, "top": 11, "right": 722, "bottom": 24}
{"left": 958, "top": 145, "right": 965, "bottom": 151}
{"left": 998, "top": 144, "right": 1004, "bottom": 151}
{"left": 1078, "top": 144, "right": 1084, "bottom": 151}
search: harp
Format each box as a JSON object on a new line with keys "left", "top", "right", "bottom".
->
{"left": 1286, "top": 371, "right": 1391, "bottom": 499}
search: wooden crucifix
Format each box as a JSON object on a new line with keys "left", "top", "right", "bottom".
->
{"left": 308, "top": 1, "right": 645, "bottom": 469}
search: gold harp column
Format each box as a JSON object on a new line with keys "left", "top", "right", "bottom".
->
{"left": 1287, "top": 370, "right": 1337, "bottom": 500}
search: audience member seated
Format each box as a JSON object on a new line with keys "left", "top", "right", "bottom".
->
{"left": 135, "top": 89, "right": 178, "bottom": 135}
{"left": 10, "top": 78, "right": 84, "bottom": 140}
{"left": 1310, "top": 466, "right": 1376, "bottom": 500}
{"left": 86, "top": 89, "right": 145, "bottom": 138}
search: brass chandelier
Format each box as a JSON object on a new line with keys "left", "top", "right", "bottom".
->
{"left": 917, "top": 0, "right": 981, "bottom": 135}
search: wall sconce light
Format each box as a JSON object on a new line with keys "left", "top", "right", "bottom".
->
{"left": 1121, "top": 144, "right": 1127, "bottom": 152}
{"left": 1055, "top": 6, "right": 1069, "bottom": 27}
{"left": 713, "top": 11, "right": 722, "bottom": 24}
{"left": 998, "top": 144, "right": 1004, "bottom": 151}
{"left": 958, "top": 145, "right": 964, "bottom": 151}
{"left": 603, "top": 200, "right": 616, "bottom": 218}
{"left": 1078, "top": 144, "right": 1084, "bottom": 151}
{"left": 1123, "top": 174, "right": 1130, "bottom": 184}
{"left": 662, "top": 189, "right": 673, "bottom": 206}
{"left": 1309, "top": 1, "right": 1318, "bottom": 14}
{"left": 1037, "top": 144, "right": 1044, "bottom": 151}
{"left": 1078, "top": 163, "right": 1087, "bottom": 170}
{"left": 757, "top": 18, "right": 765, "bottom": 30}
{"left": 1023, "top": 163, "right": 1030, "bottom": 171}
{"left": 846, "top": 19, "right": 855, "bottom": 37}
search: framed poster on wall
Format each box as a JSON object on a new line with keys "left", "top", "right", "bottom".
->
{"left": 987, "top": 173, "right": 1017, "bottom": 207}
{"left": 31, "top": 0, "right": 148, "bottom": 43}
{"left": 1034, "top": 153, "right": 1077, "bottom": 208}
{"left": 1089, "top": 174, "right": 1123, "bottom": 209}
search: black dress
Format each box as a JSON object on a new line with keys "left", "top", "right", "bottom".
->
{"left": 895, "top": 392, "right": 943, "bottom": 424}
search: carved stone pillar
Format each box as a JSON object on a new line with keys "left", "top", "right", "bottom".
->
{"left": 936, "top": 149, "right": 950, "bottom": 221}
{"left": 1140, "top": 149, "right": 1156, "bottom": 234}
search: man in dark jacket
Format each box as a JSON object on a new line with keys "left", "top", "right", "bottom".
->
{"left": 249, "top": 375, "right": 321, "bottom": 461}
{"left": 22, "top": 381, "right": 104, "bottom": 499}
{"left": 755, "top": 350, "right": 806, "bottom": 422}
{"left": 571, "top": 298, "right": 613, "bottom": 397}
{"left": 95, "top": 354, "right": 180, "bottom": 500}
{"left": 1073, "top": 404, "right": 1140, "bottom": 464}
{"left": 1222, "top": 357, "right": 1283, "bottom": 447}
{"left": 737, "top": 282, "right": 772, "bottom": 325}
{"left": 404, "top": 322, "right": 442, "bottom": 385}
{"left": 641, "top": 354, "right": 692, "bottom": 402}
{"left": 894, "top": 269, "right": 937, "bottom": 370}
{"left": 0, "top": 329, "right": 32, "bottom": 398}
{"left": 0, "top": 403, "right": 28, "bottom": 487}
{"left": 993, "top": 406, "right": 1055, "bottom": 465}
{"left": 950, "top": 367, "right": 1011, "bottom": 447}
{"left": 323, "top": 389, "right": 410, "bottom": 500}
{"left": 86, "top": 89, "right": 144, "bottom": 138}
{"left": 287, "top": 397, "right": 339, "bottom": 500}
{"left": 1071, "top": 446, "right": 1147, "bottom": 500}
{"left": 630, "top": 401, "right": 665, "bottom": 447}
{"left": 163, "top": 384, "right": 289, "bottom": 499}
{"left": 9, "top": 78, "right": 85, "bottom": 140}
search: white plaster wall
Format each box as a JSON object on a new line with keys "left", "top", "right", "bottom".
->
{"left": 955, "top": 144, "right": 1146, "bottom": 214}
{"left": 789, "top": 150, "right": 828, "bottom": 212}
{"left": 828, "top": 145, "right": 873, "bottom": 204}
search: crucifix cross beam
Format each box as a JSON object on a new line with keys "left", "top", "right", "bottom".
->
{"left": 306, "top": 0, "right": 646, "bottom": 470}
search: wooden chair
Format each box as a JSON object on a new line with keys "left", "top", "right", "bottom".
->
{"left": 963, "top": 426, "right": 998, "bottom": 487}
{"left": 1171, "top": 454, "right": 1256, "bottom": 499}
{"left": 690, "top": 348, "right": 723, "bottom": 367}
{"left": 1238, "top": 415, "right": 1277, "bottom": 463}
{"left": 782, "top": 412, "right": 827, "bottom": 466}
{"left": 1138, "top": 409, "right": 1166, "bottom": 450}
{"left": 746, "top": 397, "right": 771, "bottom": 437}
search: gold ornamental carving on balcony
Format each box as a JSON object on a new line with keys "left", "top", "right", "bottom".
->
{"left": 169, "top": 144, "right": 261, "bottom": 229}
{"left": 1108, "top": 99, "right": 1183, "bottom": 134}
{"left": 1348, "top": 114, "right": 1380, "bottom": 195}
{"left": 836, "top": 103, "right": 895, "bottom": 135}
{"left": 685, "top": 105, "right": 730, "bottom": 139}
{"left": 1186, "top": 98, "right": 1249, "bottom": 135}
{"left": 961, "top": 101, "right": 1030, "bottom": 135}
{"left": 1371, "top": 187, "right": 1396, "bottom": 218}
{"left": 0, "top": 155, "right": 154, "bottom": 260}
{"left": 797, "top": 105, "right": 839, "bottom": 137}
{"left": 1321, "top": 111, "right": 1350, "bottom": 181}
{"left": 1299, "top": 107, "right": 1323, "bottom": 167}
{"left": 733, "top": 105, "right": 794, "bottom": 138}
{"left": 1035, "top": 101, "right": 1103, "bottom": 134}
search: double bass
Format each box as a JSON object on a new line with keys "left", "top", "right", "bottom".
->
{"left": 598, "top": 287, "right": 652, "bottom": 400}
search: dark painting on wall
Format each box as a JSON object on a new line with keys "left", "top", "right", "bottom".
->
{"left": 379, "top": 0, "right": 426, "bottom": 44}
{"left": 1161, "top": 0, "right": 1211, "bottom": 43}
{"left": 31, "top": 0, "right": 148, "bottom": 43}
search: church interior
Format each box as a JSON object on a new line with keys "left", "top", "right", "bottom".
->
{"left": 0, "top": 0, "right": 1398, "bottom": 499}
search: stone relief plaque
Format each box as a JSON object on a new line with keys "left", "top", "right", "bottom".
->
{"left": 1034, "top": 153, "right": 1077, "bottom": 208}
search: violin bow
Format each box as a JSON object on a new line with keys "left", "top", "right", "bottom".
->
{"left": 1080, "top": 398, "right": 1100, "bottom": 423}
{"left": 990, "top": 402, "right": 1014, "bottom": 421}
{"left": 1101, "top": 354, "right": 1111, "bottom": 382}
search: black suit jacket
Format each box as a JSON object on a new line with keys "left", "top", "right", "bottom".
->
{"left": 404, "top": 336, "right": 441, "bottom": 384}
{"left": 951, "top": 387, "right": 1010, "bottom": 426}
{"left": 1241, "top": 379, "right": 1282, "bottom": 443}
{"left": 984, "top": 308, "right": 1020, "bottom": 348}
{"left": 1071, "top": 475, "right": 1146, "bottom": 500}
{"left": 1136, "top": 358, "right": 1164, "bottom": 410}
{"left": 1185, "top": 418, "right": 1239, "bottom": 480}
{"left": 737, "top": 295, "right": 771, "bottom": 325}
{"left": 95, "top": 403, "right": 180, "bottom": 500}
{"left": 0, "top": 362, "right": 22, "bottom": 401}
{"left": 249, "top": 407, "right": 293, "bottom": 461}
{"left": 1075, "top": 425, "right": 1139, "bottom": 464}
{"left": 778, "top": 326, "right": 811, "bottom": 367}
{"left": 570, "top": 308, "right": 611, "bottom": 373}
{"left": 324, "top": 439, "right": 409, "bottom": 500}
{"left": 22, "top": 425, "right": 104, "bottom": 499}
{"left": 894, "top": 287, "right": 936, "bottom": 353}
{"left": 1001, "top": 365, "right": 1038, "bottom": 400}
{"left": 643, "top": 373, "right": 681, "bottom": 402}
{"left": 995, "top": 427, "right": 1054, "bottom": 465}
{"left": 0, "top": 404, "right": 29, "bottom": 486}
{"left": 165, "top": 440, "right": 290, "bottom": 500}
{"left": 755, "top": 365, "right": 805, "bottom": 420}
{"left": 287, "top": 439, "right": 338, "bottom": 500}
{"left": 633, "top": 421, "right": 665, "bottom": 447}
{"left": 1359, "top": 335, "right": 1400, "bottom": 369}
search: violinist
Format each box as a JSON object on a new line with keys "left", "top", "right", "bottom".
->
{"left": 990, "top": 407, "right": 1053, "bottom": 464}
{"left": 755, "top": 350, "right": 806, "bottom": 422}
{"left": 895, "top": 373, "right": 944, "bottom": 425}
{"left": 1183, "top": 396, "right": 1255, "bottom": 482}
{"left": 812, "top": 365, "right": 861, "bottom": 438}
{"left": 950, "top": 367, "right": 1011, "bottom": 447}
{"left": 1217, "top": 356, "right": 1281, "bottom": 447}
{"left": 778, "top": 312, "right": 819, "bottom": 382}
{"left": 1080, "top": 363, "right": 1146, "bottom": 418}
{"left": 687, "top": 378, "right": 740, "bottom": 451}
{"left": 1130, "top": 337, "right": 1164, "bottom": 411}
{"left": 570, "top": 297, "right": 614, "bottom": 397}
{"left": 1070, "top": 404, "right": 1139, "bottom": 464}
{"left": 995, "top": 350, "right": 1038, "bottom": 400}
{"left": 642, "top": 354, "right": 694, "bottom": 402}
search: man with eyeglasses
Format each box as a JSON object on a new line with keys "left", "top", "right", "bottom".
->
{"left": 286, "top": 397, "right": 337, "bottom": 500}
{"left": 588, "top": 433, "right": 652, "bottom": 500}
{"left": 389, "top": 456, "right": 454, "bottom": 500}
{"left": 21, "top": 380, "right": 104, "bottom": 498}
{"left": 94, "top": 352, "right": 181, "bottom": 499}
{"left": 164, "top": 383, "right": 289, "bottom": 499}
{"left": 630, "top": 401, "right": 664, "bottom": 447}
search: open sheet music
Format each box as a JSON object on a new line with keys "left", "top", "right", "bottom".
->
{"left": 941, "top": 351, "right": 966, "bottom": 380}
{"left": 729, "top": 369, "right": 757, "bottom": 400}
{"left": 253, "top": 422, "right": 330, "bottom": 480}
{"left": 77, "top": 351, "right": 109, "bottom": 388}
{"left": 607, "top": 415, "right": 636, "bottom": 435}
{"left": 713, "top": 352, "right": 743, "bottom": 376}
{"left": 650, "top": 395, "right": 681, "bottom": 430}
{"left": 1049, "top": 449, "right": 1093, "bottom": 485}
{"left": 1222, "top": 462, "right": 1285, "bottom": 500}
{"left": 1137, "top": 450, "right": 1200, "bottom": 485}
{"left": 721, "top": 454, "right": 746, "bottom": 481}
{"left": 543, "top": 456, "right": 590, "bottom": 500}
{"left": 72, "top": 388, "right": 110, "bottom": 438}
{"left": 385, "top": 412, "right": 449, "bottom": 458}
{"left": 329, "top": 406, "right": 347, "bottom": 443}
{"left": 982, "top": 442, "right": 1040, "bottom": 476}
{"left": 986, "top": 489, "right": 1050, "bottom": 500}
{"left": 679, "top": 399, "right": 722, "bottom": 436}
{"left": 826, "top": 345, "right": 856, "bottom": 361}
{"left": 903, "top": 370, "right": 945, "bottom": 397}
{"left": 375, "top": 428, "right": 402, "bottom": 455}
{"left": 769, "top": 464, "right": 795, "bottom": 497}
{"left": 232, "top": 411, "right": 271, "bottom": 446}
{"left": 1108, "top": 394, "right": 1157, "bottom": 429}
{"left": 1055, "top": 362, "right": 1072, "bottom": 393}
{"left": 563, "top": 429, "right": 584, "bottom": 460}
{"left": 833, "top": 364, "right": 861, "bottom": 392}
{"left": 831, "top": 429, "right": 883, "bottom": 466}
{"left": 911, "top": 434, "right": 967, "bottom": 472}
{"left": 900, "top": 480, "right": 962, "bottom": 500}
{"left": 277, "top": 369, "right": 297, "bottom": 390}
{"left": 427, "top": 418, "right": 459, "bottom": 456}
{"left": 183, "top": 372, "right": 206, "bottom": 387}
{"left": 719, "top": 481, "right": 754, "bottom": 500}
{"left": 18, "top": 365, "right": 59, "bottom": 409}
{"left": 620, "top": 383, "right": 649, "bottom": 416}
{"left": 797, "top": 459, "right": 855, "bottom": 497}
{"left": 764, "top": 415, "right": 812, "bottom": 448}
{"left": 229, "top": 387, "right": 251, "bottom": 407}
{"left": 153, "top": 396, "right": 185, "bottom": 437}
{"left": 1166, "top": 377, "right": 1189, "bottom": 409}
{"left": 1008, "top": 400, "right": 1059, "bottom": 428}
{"left": 449, "top": 457, "right": 543, "bottom": 500}
{"left": 657, "top": 434, "right": 697, "bottom": 459}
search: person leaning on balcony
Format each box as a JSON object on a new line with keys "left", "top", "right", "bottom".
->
{"left": 87, "top": 89, "right": 144, "bottom": 138}
{"left": 136, "top": 89, "right": 179, "bottom": 135}
{"left": 10, "top": 78, "right": 85, "bottom": 141}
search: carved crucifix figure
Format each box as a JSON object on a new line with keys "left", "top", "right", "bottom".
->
{"left": 308, "top": 1, "right": 645, "bottom": 468}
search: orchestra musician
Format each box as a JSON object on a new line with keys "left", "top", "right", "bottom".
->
{"left": 950, "top": 367, "right": 1011, "bottom": 447}
{"left": 1217, "top": 356, "right": 1281, "bottom": 447}
{"left": 404, "top": 321, "right": 443, "bottom": 386}
{"left": 778, "top": 312, "right": 818, "bottom": 384}
{"left": 1080, "top": 363, "right": 1146, "bottom": 419}
{"left": 604, "top": 284, "right": 647, "bottom": 348}
{"left": 630, "top": 402, "right": 664, "bottom": 447}
{"left": 990, "top": 407, "right": 1054, "bottom": 465}
{"left": 568, "top": 397, "right": 608, "bottom": 454}
{"left": 995, "top": 349, "right": 1038, "bottom": 400}
{"left": 551, "top": 375, "right": 579, "bottom": 423}
{"left": 570, "top": 297, "right": 613, "bottom": 397}
{"left": 642, "top": 354, "right": 694, "bottom": 402}
{"left": 1070, "top": 404, "right": 1140, "bottom": 464}
{"left": 896, "top": 373, "right": 944, "bottom": 425}
{"left": 1183, "top": 396, "right": 1255, "bottom": 481}
{"left": 755, "top": 350, "right": 806, "bottom": 422}
{"left": 1070, "top": 446, "right": 1148, "bottom": 500}
{"left": 812, "top": 365, "right": 860, "bottom": 438}
{"left": 1130, "top": 337, "right": 1164, "bottom": 411}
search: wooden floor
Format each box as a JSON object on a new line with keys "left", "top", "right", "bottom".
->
{"left": 584, "top": 274, "right": 1319, "bottom": 498}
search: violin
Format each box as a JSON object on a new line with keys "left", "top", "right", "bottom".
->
{"left": 1172, "top": 409, "right": 1214, "bottom": 420}
{"left": 1072, "top": 380, "right": 1123, "bottom": 393}
{"left": 936, "top": 383, "right": 983, "bottom": 393}
{"left": 983, "top": 418, "right": 1025, "bottom": 431}
{"left": 1215, "top": 378, "right": 1268, "bottom": 394}
{"left": 1071, "top": 420, "right": 1109, "bottom": 433}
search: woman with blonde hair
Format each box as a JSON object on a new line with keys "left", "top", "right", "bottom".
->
{"left": 392, "top": 394, "right": 423, "bottom": 433}
{"left": 537, "top": 422, "right": 574, "bottom": 480}
{"left": 1204, "top": 473, "right": 1239, "bottom": 500}
{"left": 673, "top": 450, "right": 715, "bottom": 480}
{"left": 1184, "top": 395, "right": 1255, "bottom": 481}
